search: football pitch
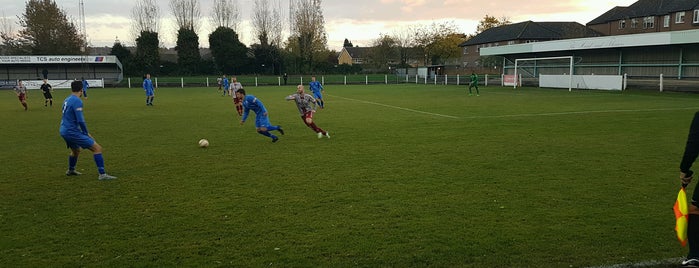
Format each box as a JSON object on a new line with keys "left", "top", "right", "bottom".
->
{"left": 1, "top": 84, "right": 696, "bottom": 267}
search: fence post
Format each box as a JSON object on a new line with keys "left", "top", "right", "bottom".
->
{"left": 660, "top": 73, "right": 664, "bottom": 92}
{"left": 415, "top": 74, "right": 418, "bottom": 84}
{"left": 344, "top": 76, "right": 346, "bottom": 85}
{"left": 102, "top": 78, "right": 105, "bottom": 88}
{"left": 623, "top": 73, "right": 628, "bottom": 90}
{"left": 155, "top": 77, "right": 158, "bottom": 88}
{"left": 385, "top": 75, "right": 387, "bottom": 84}
{"left": 365, "top": 75, "right": 368, "bottom": 85}
{"left": 181, "top": 77, "right": 184, "bottom": 88}
{"left": 128, "top": 77, "right": 131, "bottom": 88}
{"left": 457, "top": 74, "right": 460, "bottom": 85}
{"left": 485, "top": 74, "right": 488, "bottom": 86}
{"left": 255, "top": 77, "right": 258, "bottom": 87}
{"left": 322, "top": 76, "right": 325, "bottom": 85}
{"left": 405, "top": 74, "right": 408, "bottom": 83}
{"left": 445, "top": 75, "right": 448, "bottom": 85}
{"left": 206, "top": 77, "right": 209, "bottom": 87}
{"left": 278, "top": 76, "right": 281, "bottom": 86}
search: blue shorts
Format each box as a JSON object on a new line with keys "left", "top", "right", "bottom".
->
{"left": 61, "top": 132, "right": 95, "bottom": 149}
{"left": 255, "top": 114, "right": 272, "bottom": 128}
{"left": 313, "top": 92, "right": 322, "bottom": 99}
{"left": 145, "top": 89, "right": 154, "bottom": 96}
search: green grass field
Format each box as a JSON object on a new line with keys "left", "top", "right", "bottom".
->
{"left": 1, "top": 84, "right": 696, "bottom": 267}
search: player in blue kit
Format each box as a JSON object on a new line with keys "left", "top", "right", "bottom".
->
{"left": 81, "top": 77, "right": 89, "bottom": 99}
{"left": 222, "top": 75, "right": 230, "bottom": 96}
{"left": 309, "top": 76, "right": 324, "bottom": 108}
{"left": 237, "top": 89, "right": 284, "bottom": 143}
{"left": 60, "top": 80, "right": 116, "bottom": 180}
{"left": 143, "top": 73, "right": 155, "bottom": 106}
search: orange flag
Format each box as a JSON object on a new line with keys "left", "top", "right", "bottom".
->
{"left": 675, "top": 187, "right": 689, "bottom": 246}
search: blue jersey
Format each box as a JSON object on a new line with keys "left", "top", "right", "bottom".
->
{"left": 223, "top": 78, "right": 230, "bottom": 89}
{"left": 242, "top": 95, "right": 267, "bottom": 121}
{"left": 60, "top": 95, "right": 88, "bottom": 135}
{"left": 143, "top": 78, "right": 154, "bottom": 96}
{"left": 309, "top": 81, "right": 323, "bottom": 94}
{"left": 82, "top": 80, "right": 89, "bottom": 91}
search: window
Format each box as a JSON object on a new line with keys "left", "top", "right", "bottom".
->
{"left": 463, "top": 47, "right": 468, "bottom": 55}
{"left": 631, "top": 18, "right": 638, "bottom": 28}
{"left": 643, "top": 16, "right": 655, "bottom": 28}
{"left": 507, "top": 40, "right": 515, "bottom": 45}
{"left": 676, "top": 11, "right": 685, "bottom": 23}
{"left": 619, "top": 20, "right": 626, "bottom": 29}
{"left": 694, "top": 9, "right": 699, "bottom": 23}
{"left": 664, "top": 15, "right": 670, "bottom": 27}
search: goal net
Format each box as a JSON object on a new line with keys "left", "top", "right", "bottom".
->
{"left": 513, "top": 56, "right": 574, "bottom": 91}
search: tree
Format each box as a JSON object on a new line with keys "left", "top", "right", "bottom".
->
{"left": 343, "top": 38, "right": 353, "bottom": 48}
{"left": 366, "top": 34, "right": 397, "bottom": 72}
{"left": 7, "top": 0, "right": 85, "bottom": 55}
{"left": 131, "top": 0, "right": 160, "bottom": 74}
{"left": 208, "top": 26, "right": 248, "bottom": 74}
{"left": 476, "top": 15, "right": 511, "bottom": 34}
{"left": 252, "top": 0, "right": 283, "bottom": 47}
{"left": 210, "top": 0, "right": 240, "bottom": 31}
{"left": 110, "top": 39, "right": 135, "bottom": 75}
{"left": 170, "top": 0, "right": 201, "bottom": 74}
{"left": 135, "top": 31, "right": 160, "bottom": 75}
{"left": 289, "top": 0, "right": 328, "bottom": 73}
{"left": 131, "top": 0, "right": 160, "bottom": 38}
{"left": 412, "top": 21, "right": 463, "bottom": 66}
{"left": 391, "top": 25, "right": 416, "bottom": 67}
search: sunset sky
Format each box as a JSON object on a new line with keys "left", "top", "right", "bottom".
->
{"left": 0, "top": 0, "right": 638, "bottom": 51}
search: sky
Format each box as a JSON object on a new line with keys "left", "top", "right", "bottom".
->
{"left": 0, "top": 0, "right": 638, "bottom": 51}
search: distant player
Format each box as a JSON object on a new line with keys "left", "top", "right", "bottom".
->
{"left": 217, "top": 76, "right": 222, "bottom": 93}
{"left": 230, "top": 76, "right": 244, "bottom": 116}
{"left": 60, "top": 80, "right": 116, "bottom": 180}
{"left": 14, "top": 80, "right": 28, "bottom": 111}
{"left": 40, "top": 79, "right": 53, "bottom": 107}
{"left": 468, "top": 72, "right": 480, "bottom": 96}
{"left": 237, "top": 89, "right": 284, "bottom": 143}
{"left": 285, "top": 84, "right": 329, "bottom": 139}
{"left": 309, "top": 76, "right": 324, "bottom": 108}
{"left": 222, "top": 75, "right": 229, "bottom": 96}
{"left": 143, "top": 73, "right": 155, "bottom": 106}
{"left": 81, "top": 77, "right": 89, "bottom": 99}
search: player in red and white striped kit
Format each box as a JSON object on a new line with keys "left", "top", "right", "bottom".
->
{"left": 285, "top": 84, "right": 329, "bottom": 139}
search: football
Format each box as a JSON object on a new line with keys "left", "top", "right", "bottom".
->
{"left": 198, "top": 139, "right": 209, "bottom": 148}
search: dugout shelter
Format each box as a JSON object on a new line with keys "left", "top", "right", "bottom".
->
{"left": 0, "top": 55, "right": 123, "bottom": 88}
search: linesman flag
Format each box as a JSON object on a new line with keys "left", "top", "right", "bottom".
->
{"left": 674, "top": 186, "right": 689, "bottom": 247}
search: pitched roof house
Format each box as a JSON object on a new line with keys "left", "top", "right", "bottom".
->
{"left": 587, "top": 0, "right": 699, "bottom": 35}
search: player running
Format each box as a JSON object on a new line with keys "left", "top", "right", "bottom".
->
{"left": 230, "top": 76, "right": 244, "bottom": 116}
{"left": 60, "top": 80, "right": 116, "bottom": 180}
{"left": 285, "top": 84, "right": 329, "bottom": 139}
{"left": 237, "top": 89, "right": 284, "bottom": 143}
{"left": 309, "top": 76, "right": 325, "bottom": 108}
{"left": 14, "top": 80, "right": 28, "bottom": 111}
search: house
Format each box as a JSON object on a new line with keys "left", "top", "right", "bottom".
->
{"left": 587, "top": 0, "right": 699, "bottom": 35}
{"left": 458, "top": 21, "right": 602, "bottom": 72}
{"left": 337, "top": 46, "right": 371, "bottom": 65}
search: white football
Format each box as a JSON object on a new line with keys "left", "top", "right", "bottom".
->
{"left": 198, "top": 139, "right": 209, "bottom": 148}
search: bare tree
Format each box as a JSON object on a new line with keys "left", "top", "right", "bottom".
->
{"left": 131, "top": 0, "right": 160, "bottom": 38}
{"left": 170, "top": 0, "right": 201, "bottom": 32}
{"left": 210, "top": 0, "right": 240, "bottom": 32}
{"left": 391, "top": 25, "right": 417, "bottom": 67}
{"left": 289, "top": 0, "right": 327, "bottom": 71}
{"left": 252, "top": 0, "right": 282, "bottom": 46}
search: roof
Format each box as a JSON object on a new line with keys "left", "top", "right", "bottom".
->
{"left": 458, "top": 21, "right": 601, "bottom": 47}
{"left": 480, "top": 28, "right": 699, "bottom": 56}
{"left": 342, "top": 47, "right": 371, "bottom": 58}
{"left": 588, "top": 0, "right": 699, "bottom": 25}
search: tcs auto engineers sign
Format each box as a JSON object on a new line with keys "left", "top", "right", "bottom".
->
{"left": 0, "top": 55, "right": 116, "bottom": 64}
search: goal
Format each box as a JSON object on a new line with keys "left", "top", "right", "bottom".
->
{"left": 513, "top": 56, "right": 573, "bottom": 91}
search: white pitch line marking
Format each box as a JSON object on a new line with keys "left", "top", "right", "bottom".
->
{"left": 328, "top": 94, "right": 459, "bottom": 119}
{"left": 328, "top": 94, "right": 699, "bottom": 120}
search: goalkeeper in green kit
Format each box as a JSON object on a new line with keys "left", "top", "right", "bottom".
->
{"left": 468, "top": 72, "right": 479, "bottom": 96}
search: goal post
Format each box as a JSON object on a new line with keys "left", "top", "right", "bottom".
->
{"left": 514, "top": 56, "right": 573, "bottom": 91}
